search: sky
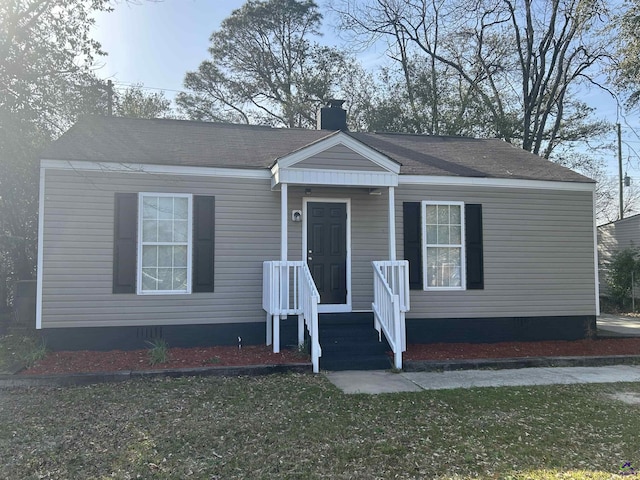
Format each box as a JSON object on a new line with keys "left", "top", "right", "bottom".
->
{"left": 91, "top": 0, "right": 640, "bottom": 186}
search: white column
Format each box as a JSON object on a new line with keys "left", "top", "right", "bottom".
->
{"left": 388, "top": 186, "right": 396, "bottom": 261}
{"left": 281, "top": 183, "right": 288, "bottom": 261}
{"left": 275, "top": 183, "right": 288, "bottom": 354}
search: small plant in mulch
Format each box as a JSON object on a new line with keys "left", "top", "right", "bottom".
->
{"left": 146, "top": 338, "right": 169, "bottom": 366}
{"left": 23, "top": 339, "right": 47, "bottom": 368}
{"left": 292, "top": 339, "right": 310, "bottom": 359}
{"left": 205, "top": 356, "right": 221, "bottom": 365}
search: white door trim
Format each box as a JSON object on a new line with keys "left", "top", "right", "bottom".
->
{"left": 302, "top": 197, "right": 352, "bottom": 313}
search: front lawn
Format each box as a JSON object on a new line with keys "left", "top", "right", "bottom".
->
{"left": 1, "top": 374, "right": 638, "bottom": 479}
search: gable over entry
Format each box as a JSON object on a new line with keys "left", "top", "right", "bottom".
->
{"left": 271, "top": 132, "right": 400, "bottom": 189}
{"left": 270, "top": 130, "right": 401, "bottom": 263}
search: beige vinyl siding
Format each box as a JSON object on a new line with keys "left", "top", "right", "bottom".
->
{"left": 396, "top": 185, "right": 597, "bottom": 318}
{"left": 41, "top": 166, "right": 596, "bottom": 329}
{"left": 41, "top": 168, "right": 281, "bottom": 328}
{"left": 291, "top": 144, "right": 388, "bottom": 171}
{"left": 597, "top": 215, "right": 640, "bottom": 294}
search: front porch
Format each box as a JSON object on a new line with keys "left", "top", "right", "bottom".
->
{"left": 261, "top": 133, "right": 412, "bottom": 372}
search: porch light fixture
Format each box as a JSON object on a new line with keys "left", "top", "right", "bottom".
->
{"left": 305, "top": 188, "right": 312, "bottom": 195}
{"left": 291, "top": 210, "right": 302, "bottom": 222}
{"left": 368, "top": 188, "right": 382, "bottom": 196}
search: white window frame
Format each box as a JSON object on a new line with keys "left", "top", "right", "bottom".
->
{"left": 137, "top": 193, "right": 193, "bottom": 295}
{"left": 421, "top": 200, "right": 466, "bottom": 291}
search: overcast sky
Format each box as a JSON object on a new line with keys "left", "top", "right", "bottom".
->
{"left": 91, "top": 0, "right": 639, "bottom": 183}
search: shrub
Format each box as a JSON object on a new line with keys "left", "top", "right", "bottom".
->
{"left": 606, "top": 246, "right": 640, "bottom": 309}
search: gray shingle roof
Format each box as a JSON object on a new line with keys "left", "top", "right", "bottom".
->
{"left": 41, "top": 116, "right": 592, "bottom": 183}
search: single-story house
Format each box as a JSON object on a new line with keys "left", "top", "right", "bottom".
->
{"left": 598, "top": 214, "right": 640, "bottom": 295}
{"left": 37, "top": 103, "right": 599, "bottom": 371}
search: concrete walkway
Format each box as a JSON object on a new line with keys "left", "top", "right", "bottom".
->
{"left": 325, "top": 365, "right": 640, "bottom": 394}
{"left": 598, "top": 314, "right": 640, "bottom": 336}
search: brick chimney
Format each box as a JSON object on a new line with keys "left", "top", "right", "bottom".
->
{"left": 317, "top": 99, "right": 347, "bottom": 131}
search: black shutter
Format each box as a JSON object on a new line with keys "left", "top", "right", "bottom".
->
{"left": 465, "top": 204, "right": 484, "bottom": 290}
{"left": 113, "top": 193, "right": 137, "bottom": 293}
{"left": 403, "top": 202, "right": 423, "bottom": 290}
{"left": 193, "top": 196, "right": 215, "bottom": 293}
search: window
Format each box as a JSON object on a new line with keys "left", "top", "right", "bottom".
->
{"left": 422, "top": 201, "right": 466, "bottom": 290}
{"left": 113, "top": 193, "right": 215, "bottom": 295}
{"left": 138, "top": 193, "right": 193, "bottom": 294}
{"left": 403, "top": 201, "right": 483, "bottom": 291}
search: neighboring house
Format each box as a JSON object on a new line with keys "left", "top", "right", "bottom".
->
{"left": 37, "top": 103, "right": 599, "bottom": 370}
{"left": 598, "top": 214, "right": 640, "bottom": 296}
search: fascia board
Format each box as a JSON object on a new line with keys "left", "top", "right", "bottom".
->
{"left": 40, "top": 159, "right": 271, "bottom": 179}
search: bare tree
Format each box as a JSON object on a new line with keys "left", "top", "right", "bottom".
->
{"left": 333, "top": 0, "right": 613, "bottom": 157}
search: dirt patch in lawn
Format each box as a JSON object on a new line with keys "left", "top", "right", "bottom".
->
{"left": 20, "top": 337, "right": 640, "bottom": 375}
{"left": 23, "top": 345, "right": 307, "bottom": 375}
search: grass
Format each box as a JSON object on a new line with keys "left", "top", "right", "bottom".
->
{"left": 0, "top": 325, "right": 46, "bottom": 372}
{"left": 1, "top": 374, "right": 640, "bottom": 479}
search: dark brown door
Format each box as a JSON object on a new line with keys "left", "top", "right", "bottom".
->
{"left": 307, "top": 202, "right": 347, "bottom": 304}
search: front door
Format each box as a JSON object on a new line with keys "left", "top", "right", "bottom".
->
{"left": 307, "top": 202, "right": 347, "bottom": 305}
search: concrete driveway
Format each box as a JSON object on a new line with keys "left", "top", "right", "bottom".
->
{"left": 598, "top": 314, "right": 640, "bottom": 336}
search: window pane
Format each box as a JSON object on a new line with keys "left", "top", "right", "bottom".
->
{"left": 449, "top": 248, "right": 461, "bottom": 286}
{"left": 158, "top": 268, "right": 173, "bottom": 289}
{"left": 142, "top": 268, "right": 158, "bottom": 291}
{"left": 173, "top": 268, "right": 188, "bottom": 290}
{"left": 157, "top": 220, "right": 173, "bottom": 242}
{"left": 437, "top": 205, "right": 449, "bottom": 224}
{"left": 158, "top": 197, "right": 174, "bottom": 220}
{"left": 450, "top": 226, "right": 462, "bottom": 244}
{"left": 175, "top": 197, "right": 188, "bottom": 220}
{"left": 143, "top": 220, "right": 157, "bottom": 242}
{"left": 450, "top": 205, "right": 461, "bottom": 225}
{"left": 142, "top": 196, "right": 158, "bottom": 219}
{"left": 427, "top": 266, "right": 438, "bottom": 287}
{"left": 173, "top": 246, "right": 187, "bottom": 267}
{"left": 174, "top": 220, "right": 188, "bottom": 242}
{"left": 426, "top": 205, "right": 437, "bottom": 224}
{"left": 450, "top": 267, "right": 462, "bottom": 287}
{"left": 158, "top": 246, "right": 172, "bottom": 267}
{"left": 426, "top": 225, "right": 437, "bottom": 244}
{"left": 437, "top": 225, "right": 449, "bottom": 244}
{"left": 426, "top": 247, "right": 437, "bottom": 268}
{"left": 450, "top": 248, "right": 461, "bottom": 267}
{"left": 142, "top": 245, "right": 157, "bottom": 268}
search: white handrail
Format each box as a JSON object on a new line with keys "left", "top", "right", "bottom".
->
{"left": 263, "top": 261, "right": 322, "bottom": 373}
{"left": 298, "top": 264, "right": 321, "bottom": 373}
{"left": 372, "top": 260, "right": 409, "bottom": 370}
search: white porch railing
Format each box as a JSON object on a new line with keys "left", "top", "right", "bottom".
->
{"left": 263, "top": 261, "right": 322, "bottom": 373}
{"left": 372, "top": 260, "right": 410, "bottom": 369}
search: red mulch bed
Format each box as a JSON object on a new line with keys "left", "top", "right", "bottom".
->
{"left": 22, "top": 338, "right": 640, "bottom": 375}
{"left": 23, "top": 345, "right": 307, "bottom": 375}
{"left": 404, "top": 338, "right": 640, "bottom": 361}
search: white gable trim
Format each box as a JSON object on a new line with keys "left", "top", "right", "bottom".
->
{"left": 399, "top": 175, "right": 595, "bottom": 192}
{"left": 275, "top": 132, "right": 401, "bottom": 174}
{"left": 272, "top": 165, "right": 398, "bottom": 188}
{"left": 41, "top": 159, "right": 271, "bottom": 179}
